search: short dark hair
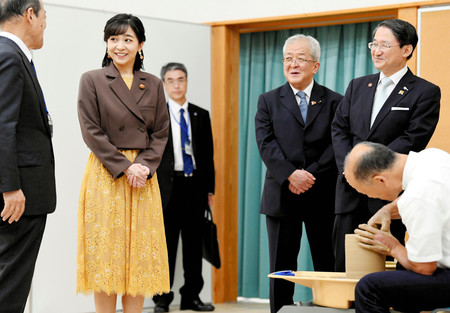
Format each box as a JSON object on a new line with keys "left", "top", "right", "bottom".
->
{"left": 349, "top": 142, "right": 396, "bottom": 182}
{"left": 373, "top": 19, "right": 418, "bottom": 60}
{"left": 160, "top": 62, "right": 188, "bottom": 81}
{"left": 0, "top": 0, "right": 41, "bottom": 24}
{"left": 102, "top": 13, "right": 146, "bottom": 71}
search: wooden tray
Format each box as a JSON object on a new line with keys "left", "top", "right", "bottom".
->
{"left": 268, "top": 271, "right": 358, "bottom": 309}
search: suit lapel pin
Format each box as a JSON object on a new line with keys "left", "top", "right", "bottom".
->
{"left": 194, "top": 112, "right": 198, "bottom": 116}
{"left": 311, "top": 101, "right": 316, "bottom": 106}
{"left": 139, "top": 84, "right": 145, "bottom": 90}
{"left": 398, "top": 90, "right": 405, "bottom": 95}
{"left": 403, "top": 86, "right": 408, "bottom": 91}
{"left": 368, "top": 83, "right": 373, "bottom": 87}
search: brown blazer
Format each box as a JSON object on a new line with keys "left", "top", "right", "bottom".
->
{"left": 77, "top": 63, "right": 169, "bottom": 178}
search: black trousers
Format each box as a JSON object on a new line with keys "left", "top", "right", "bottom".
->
{"left": 153, "top": 174, "right": 206, "bottom": 306}
{"left": 355, "top": 268, "right": 450, "bottom": 312}
{"left": 266, "top": 211, "right": 335, "bottom": 313}
{"left": 0, "top": 215, "right": 47, "bottom": 313}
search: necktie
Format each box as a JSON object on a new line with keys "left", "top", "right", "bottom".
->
{"left": 370, "top": 77, "right": 393, "bottom": 127}
{"left": 296, "top": 91, "right": 308, "bottom": 122}
{"left": 180, "top": 108, "right": 194, "bottom": 176}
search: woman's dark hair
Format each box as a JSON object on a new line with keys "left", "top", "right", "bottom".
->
{"left": 101, "top": 13, "right": 146, "bottom": 71}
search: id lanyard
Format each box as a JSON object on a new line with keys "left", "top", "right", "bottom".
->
{"left": 169, "top": 105, "right": 191, "bottom": 144}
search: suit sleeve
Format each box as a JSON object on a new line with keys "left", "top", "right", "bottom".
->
{"left": 387, "top": 84, "right": 440, "bottom": 153}
{"left": 134, "top": 80, "right": 169, "bottom": 176}
{"left": 331, "top": 81, "right": 355, "bottom": 175}
{"left": 255, "top": 93, "right": 296, "bottom": 185}
{"left": 77, "top": 72, "right": 132, "bottom": 178}
{"left": 305, "top": 92, "right": 343, "bottom": 176}
{"left": 0, "top": 51, "right": 23, "bottom": 193}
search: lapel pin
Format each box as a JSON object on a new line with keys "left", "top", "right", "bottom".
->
{"left": 139, "top": 84, "right": 145, "bottom": 90}
{"left": 194, "top": 112, "right": 198, "bottom": 116}
{"left": 311, "top": 101, "right": 316, "bottom": 106}
{"left": 398, "top": 90, "right": 404, "bottom": 95}
{"left": 368, "top": 83, "right": 373, "bottom": 87}
{"left": 403, "top": 86, "right": 408, "bottom": 91}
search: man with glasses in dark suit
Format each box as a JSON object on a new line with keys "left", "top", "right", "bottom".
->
{"left": 332, "top": 19, "right": 441, "bottom": 272}
{"left": 153, "top": 62, "right": 215, "bottom": 312}
{"left": 255, "top": 34, "right": 343, "bottom": 313}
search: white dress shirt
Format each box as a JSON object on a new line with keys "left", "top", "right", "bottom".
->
{"left": 168, "top": 98, "right": 196, "bottom": 171}
{"left": 398, "top": 149, "right": 450, "bottom": 269}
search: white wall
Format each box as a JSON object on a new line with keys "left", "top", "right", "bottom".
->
{"left": 44, "top": 0, "right": 435, "bottom": 23}
{"left": 30, "top": 3, "right": 211, "bottom": 313}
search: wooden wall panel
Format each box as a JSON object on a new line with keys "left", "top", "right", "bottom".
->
{"left": 398, "top": 7, "right": 418, "bottom": 74}
{"left": 419, "top": 8, "right": 450, "bottom": 151}
{"left": 210, "top": 25, "right": 240, "bottom": 303}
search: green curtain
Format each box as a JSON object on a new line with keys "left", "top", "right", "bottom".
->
{"left": 238, "top": 21, "right": 379, "bottom": 301}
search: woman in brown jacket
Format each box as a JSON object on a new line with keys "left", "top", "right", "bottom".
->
{"left": 76, "top": 14, "right": 170, "bottom": 313}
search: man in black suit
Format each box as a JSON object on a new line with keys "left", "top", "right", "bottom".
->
{"left": 332, "top": 19, "right": 440, "bottom": 272}
{"left": 255, "top": 34, "right": 343, "bottom": 313}
{"left": 152, "top": 62, "right": 215, "bottom": 312}
{"left": 0, "top": 1, "right": 56, "bottom": 312}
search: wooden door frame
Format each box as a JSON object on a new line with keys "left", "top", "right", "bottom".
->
{"left": 208, "top": 0, "right": 449, "bottom": 303}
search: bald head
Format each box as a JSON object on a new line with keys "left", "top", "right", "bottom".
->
{"left": 344, "top": 142, "right": 404, "bottom": 201}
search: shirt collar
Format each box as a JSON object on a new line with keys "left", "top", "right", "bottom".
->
{"left": 289, "top": 80, "right": 315, "bottom": 99}
{"left": 0, "top": 31, "right": 33, "bottom": 62}
{"left": 168, "top": 98, "right": 189, "bottom": 116}
{"left": 379, "top": 65, "right": 408, "bottom": 86}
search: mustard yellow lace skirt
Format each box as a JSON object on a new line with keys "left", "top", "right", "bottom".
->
{"left": 76, "top": 150, "right": 170, "bottom": 297}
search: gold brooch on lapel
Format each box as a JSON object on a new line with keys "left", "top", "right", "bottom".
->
{"left": 139, "top": 84, "right": 145, "bottom": 90}
{"left": 311, "top": 101, "right": 316, "bottom": 106}
{"left": 368, "top": 83, "right": 373, "bottom": 87}
{"left": 398, "top": 90, "right": 405, "bottom": 95}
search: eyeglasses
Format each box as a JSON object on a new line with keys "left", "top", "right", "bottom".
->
{"left": 282, "top": 57, "right": 315, "bottom": 65}
{"left": 368, "top": 42, "right": 400, "bottom": 51}
{"left": 165, "top": 78, "right": 187, "bottom": 86}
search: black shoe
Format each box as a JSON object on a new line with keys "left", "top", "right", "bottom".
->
{"left": 180, "top": 298, "right": 215, "bottom": 311}
{"left": 154, "top": 304, "right": 169, "bottom": 312}
{"left": 153, "top": 291, "right": 173, "bottom": 312}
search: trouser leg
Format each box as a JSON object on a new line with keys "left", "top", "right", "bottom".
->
{"left": 355, "top": 269, "right": 450, "bottom": 312}
{"left": 0, "top": 215, "right": 47, "bottom": 313}
{"left": 266, "top": 216, "right": 302, "bottom": 313}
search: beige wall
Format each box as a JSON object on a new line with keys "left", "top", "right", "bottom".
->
{"left": 419, "top": 6, "right": 450, "bottom": 151}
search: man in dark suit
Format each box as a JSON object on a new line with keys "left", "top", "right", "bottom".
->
{"left": 152, "top": 62, "right": 215, "bottom": 312}
{"left": 255, "top": 34, "right": 343, "bottom": 313}
{"left": 0, "top": 1, "right": 56, "bottom": 312}
{"left": 332, "top": 19, "right": 441, "bottom": 272}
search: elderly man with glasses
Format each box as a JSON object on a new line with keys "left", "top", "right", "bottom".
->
{"left": 255, "top": 34, "right": 343, "bottom": 313}
{"left": 331, "top": 19, "right": 441, "bottom": 272}
{"left": 152, "top": 62, "right": 215, "bottom": 313}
